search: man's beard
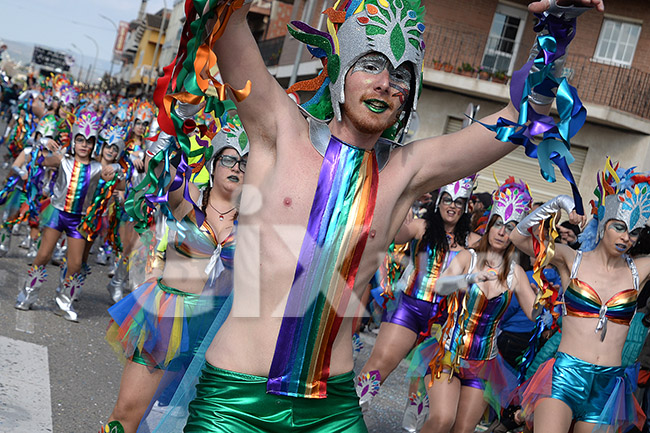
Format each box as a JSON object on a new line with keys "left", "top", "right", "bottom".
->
{"left": 341, "top": 98, "right": 399, "bottom": 135}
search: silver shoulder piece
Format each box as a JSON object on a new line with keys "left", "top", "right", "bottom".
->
{"left": 570, "top": 250, "right": 583, "bottom": 279}
{"left": 624, "top": 254, "right": 640, "bottom": 292}
{"left": 306, "top": 114, "right": 394, "bottom": 172}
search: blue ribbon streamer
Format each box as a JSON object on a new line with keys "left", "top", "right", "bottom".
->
{"left": 481, "top": 14, "right": 585, "bottom": 214}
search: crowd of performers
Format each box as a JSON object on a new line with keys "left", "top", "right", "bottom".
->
{"left": 4, "top": 0, "right": 650, "bottom": 432}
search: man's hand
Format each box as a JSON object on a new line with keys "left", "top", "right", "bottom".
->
{"left": 528, "top": 0, "right": 604, "bottom": 14}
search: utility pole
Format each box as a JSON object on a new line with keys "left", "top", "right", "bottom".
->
{"left": 85, "top": 34, "right": 99, "bottom": 85}
{"left": 145, "top": 0, "right": 168, "bottom": 95}
{"left": 99, "top": 14, "right": 119, "bottom": 79}
{"left": 71, "top": 43, "right": 84, "bottom": 84}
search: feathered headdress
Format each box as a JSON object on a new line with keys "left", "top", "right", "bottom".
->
{"left": 579, "top": 157, "right": 650, "bottom": 251}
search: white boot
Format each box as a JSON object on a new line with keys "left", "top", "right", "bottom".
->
{"left": 54, "top": 272, "right": 84, "bottom": 322}
{"left": 401, "top": 391, "right": 430, "bottom": 433}
{"left": 15, "top": 265, "right": 47, "bottom": 310}
{"left": 0, "top": 227, "right": 11, "bottom": 257}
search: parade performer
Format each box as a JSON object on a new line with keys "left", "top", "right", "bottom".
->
{"left": 73, "top": 123, "right": 129, "bottom": 302}
{"left": 101, "top": 114, "right": 247, "bottom": 433}
{"left": 13, "top": 111, "right": 116, "bottom": 321}
{"left": 138, "top": 0, "right": 601, "bottom": 431}
{"left": 0, "top": 113, "right": 59, "bottom": 257}
{"left": 419, "top": 177, "right": 537, "bottom": 433}
{"left": 359, "top": 176, "right": 481, "bottom": 431}
{"left": 510, "top": 158, "right": 650, "bottom": 433}
{"left": 107, "top": 100, "right": 154, "bottom": 299}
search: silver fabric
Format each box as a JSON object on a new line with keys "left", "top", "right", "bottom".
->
{"left": 488, "top": 183, "right": 533, "bottom": 226}
{"left": 26, "top": 241, "right": 38, "bottom": 259}
{"left": 401, "top": 392, "right": 429, "bottom": 433}
{"left": 146, "top": 131, "right": 174, "bottom": 158}
{"left": 18, "top": 234, "right": 31, "bottom": 249}
{"left": 107, "top": 259, "right": 127, "bottom": 303}
{"left": 307, "top": 117, "right": 393, "bottom": 172}
{"left": 0, "top": 228, "right": 10, "bottom": 257}
{"left": 516, "top": 194, "right": 574, "bottom": 237}
{"left": 35, "top": 115, "right": 58, "bottom": 139}
{"left": 50, "top": 155, "right": 104, "bottom": 214}
{"left": 96, "top": 247, "right": 109, "bottom": 265}
{"left": 356, "top": 370, "right": 382, "bottom": 414}
{"left": 210, "top": 116, "right": 250, "bottom": 158}
{"left": 15, "top": 265, "right": 46, "bottom": 310}
{"left": 598, "top": 193, "right": 650, "bottom": 239}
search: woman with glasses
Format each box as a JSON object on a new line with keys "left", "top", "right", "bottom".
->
{"left": 510, "top": 159, "right": 650, "bottom": 433}
{"left": 421, "top": 177, "right": 538, "bottom": 433}
{"left": 102, "top": 111, "right": 248, "bottom": 433}
{"left": 357, "top": 176, "right": 482, "bottom": 431}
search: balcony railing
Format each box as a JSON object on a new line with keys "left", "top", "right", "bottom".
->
{"left": 422, "top": 24, "right": 650, "bottom": 120}
{"left": 258, "top": 36, "right": 284, "bottom": 67}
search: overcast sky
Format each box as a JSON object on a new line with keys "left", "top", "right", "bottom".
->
{"left": 0, "top": 0, "right": 169, "bottom": 72}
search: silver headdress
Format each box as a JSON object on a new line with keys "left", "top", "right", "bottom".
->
{"left": 579, "top": 158, "right": 650, "bottom": 251}
{"left": 435, "top": 174, "right": 478, "bottom": 213}
{"left": 211, "top": 115, "right": 250, "bottom": 158}
{"left": 35, "top": 114, "right": 58, "bottom": 139}
{"left": 70, "top": 111, "right": 100, "bottom": 154}
{"left": 287, "top": 0, "right": 425, "bottom": 143}
{"left": 98, "top": 124, "right": 127, "bottom": 158}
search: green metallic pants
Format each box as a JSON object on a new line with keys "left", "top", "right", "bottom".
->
{"left": 184, "top": 363, "right": 368, "bottom": 432}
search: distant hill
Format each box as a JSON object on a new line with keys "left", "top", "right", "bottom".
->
{"left": 1, "top": 38, "right": 114, "bottom": 81}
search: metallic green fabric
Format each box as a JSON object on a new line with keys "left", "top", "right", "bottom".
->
{"left": 184, "top": 364, "right": 368, "bottom": 432}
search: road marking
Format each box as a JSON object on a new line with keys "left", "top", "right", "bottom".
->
{"left": 15, "top": 310, "right": 35, "bottom": 334}
{"left": 0, "top": 336, "right": 52, "bottom": 432}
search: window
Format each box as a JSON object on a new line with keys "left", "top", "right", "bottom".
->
{"left": 594, "top": 19, "right": 641, "bottom": 67}
{"left": 481, "top": 4, "right": 527, "bottom": 75}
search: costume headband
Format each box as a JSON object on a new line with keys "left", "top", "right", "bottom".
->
{"left": 435, "top": 174, "right": 477, "bottom": 213}
{"left": 35, "top": 114, "right": 58, "bottom": 139}
{"left": 488, "top": 176, "right": 532, "bottom": 225}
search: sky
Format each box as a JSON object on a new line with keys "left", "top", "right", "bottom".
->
{"left": 0, "top": 0, "right": 171, "bottom": 78}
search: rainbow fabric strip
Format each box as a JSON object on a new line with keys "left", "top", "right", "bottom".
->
{"left": 267, "top": 135, "right": 378, "bottom": 399}
{"left": 449, "top": 284, "right": 511, "bottom": 361}
{"left": 63, "top": 161, "right": 91, "bottom": 214}
{"left": 404, "top": 246, "right": 458, "bottom": 302}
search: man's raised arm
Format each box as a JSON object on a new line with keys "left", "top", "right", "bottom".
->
{"left": 213, "top": 5, "right": 302, "bottom": 148}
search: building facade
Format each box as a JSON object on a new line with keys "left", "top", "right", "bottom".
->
{"left": 272, "top": 0, "right": 650, "bottom": 205}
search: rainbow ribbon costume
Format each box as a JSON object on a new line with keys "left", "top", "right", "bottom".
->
{"left": 267, "top": 134, "right": 378, "bottom": 398}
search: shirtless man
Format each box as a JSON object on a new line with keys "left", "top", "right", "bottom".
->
{"left": 163, "top": 0, "right": 605, "bottom": 431}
